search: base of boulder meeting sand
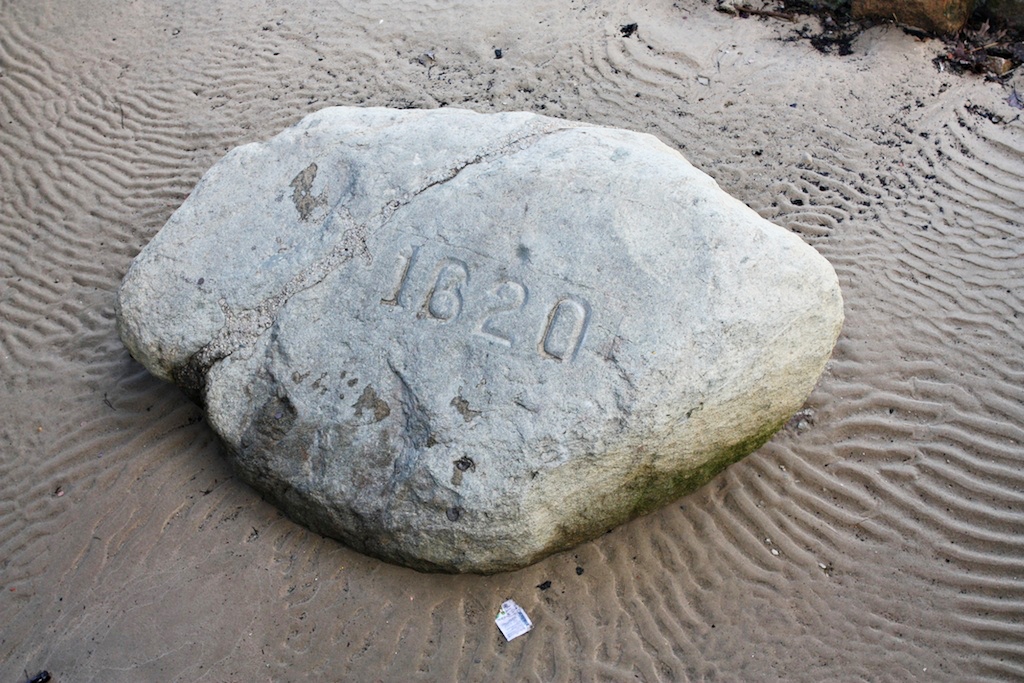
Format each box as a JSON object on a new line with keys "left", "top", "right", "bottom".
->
{"left": 852, "top": 0, "right": 974, "bottom": 34}
{"left": 116, "top": 107, "right": 843, "bottom": 574}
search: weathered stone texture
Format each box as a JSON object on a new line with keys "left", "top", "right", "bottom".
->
{"left": 852, "top": 0, "right": 975, "bottom": 33}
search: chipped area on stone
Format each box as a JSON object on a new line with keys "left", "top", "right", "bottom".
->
{"left": 115, "top": 106, "right": 843, "bottom": 574}
{"left": 290, "top": 162, "right": 327, "bottom": 221}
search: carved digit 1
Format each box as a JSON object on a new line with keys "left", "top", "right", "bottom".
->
{"left": 381, "top": 246, "right": 420, "bottom": 307}
{"left": 540, "top": 297, "right": 590, "bottom": 361}
{"left": 476, "top": 281, "right": 527, "bottom": 346}
{"left": 424, "top": 259, "right": 469, "bottom": 321}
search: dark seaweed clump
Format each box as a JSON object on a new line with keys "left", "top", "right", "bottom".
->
{"left": 717, "top": 0, "right": 1024, "bottom": 77}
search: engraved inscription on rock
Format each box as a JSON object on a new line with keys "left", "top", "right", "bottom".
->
{"left": 377, "top": 242, "right": 596, "bottom": 362}
{"left": 116, "top": 107, "right": 844, "bottom": 573}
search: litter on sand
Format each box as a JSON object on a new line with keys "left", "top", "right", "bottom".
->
{"left": 495, "top": 600, "right": 533, "bottom": 641}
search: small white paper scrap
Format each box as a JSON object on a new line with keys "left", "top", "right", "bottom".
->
{"left": 495, "top": 599, "right": 533, "bottom": 641}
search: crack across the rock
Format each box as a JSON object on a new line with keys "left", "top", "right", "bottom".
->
{"left": 174, "top": 119, "right": 583, "bottom": 403}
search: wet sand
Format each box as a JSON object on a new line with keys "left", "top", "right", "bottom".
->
{"left": 1, "top": 1, "right": 1023, "bottom": 680}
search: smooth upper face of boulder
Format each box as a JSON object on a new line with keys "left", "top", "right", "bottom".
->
{"left": 116, "top": 107, "right": 843, "bottom": 574}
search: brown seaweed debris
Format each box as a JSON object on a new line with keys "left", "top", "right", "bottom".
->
{"left": 717, "top": 0, "right": 876, "bottom": 55}
{"left": 715, "top": 0, "right": 1024, "bottom": 77}
{"left": 934, "top": 18, "right": 1024, "bottom": 78}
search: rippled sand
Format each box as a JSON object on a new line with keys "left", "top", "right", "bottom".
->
{"left": 2, "top": 1, "right": 1022, "bottom": 680}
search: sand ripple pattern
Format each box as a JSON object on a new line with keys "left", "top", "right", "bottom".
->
{"left": 1, "top": 1, "right": 1023, "bottom": 680}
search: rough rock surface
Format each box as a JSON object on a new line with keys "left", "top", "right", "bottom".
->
{"left": 981, "top": 0, "right": 1024, "bottom": 29}
{"left": 852, "top": 0, "right": 974, "bottom": 33}
{"left": 116, "top": 107, "right": 844, "bottom": 574}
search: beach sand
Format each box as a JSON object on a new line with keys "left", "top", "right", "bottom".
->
{"left": 1, "top": 1, "right": 1022, "bottom": 680}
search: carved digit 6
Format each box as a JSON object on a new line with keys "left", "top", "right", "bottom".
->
{"left": 424, "top": 259, "right": 469, "bottom": 322}
{"left": 476, "top": 280, "right": 527, "bottom": 346}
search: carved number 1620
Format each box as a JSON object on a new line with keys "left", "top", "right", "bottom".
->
{"left": 380, "top": 246, "right": 590, "bottom": 362}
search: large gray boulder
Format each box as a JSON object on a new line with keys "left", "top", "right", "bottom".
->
{"left": 116, "top": 107, "right": 843, "bottom": 574}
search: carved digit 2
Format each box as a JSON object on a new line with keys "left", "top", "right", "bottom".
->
{"left": 424, "top": 259, "right": 469, "bottom": 321}
{"left": 476, "top": 280, "right": 527, "bottom": 346}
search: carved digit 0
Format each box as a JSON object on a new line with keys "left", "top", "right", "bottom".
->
{"left": 424, "top": 259, "right": 469, "bottom": 321}
{"left": 539, "top": 297, "right": 590, "bottom": 361}
{"left": 476, "top": 280, "right": 527, "bottom": 346}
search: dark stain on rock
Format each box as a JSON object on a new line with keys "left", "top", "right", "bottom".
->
{"left": 517, "top": 243, "right": 531, "bottom": 264}
{"left": 311, "top": 372, "right": 328, "bottom": 393}
{"left": 353, "top": 384, "right": 391, "bottom": 423}
{"left": 450, "top": 394, "right": 481, "bottom": 422}
{"left": 387, "top": 362, "right": 437, "bottom": 493}
{"left": 242, "top": 395, "right": 297, "bottom": 449}
{"left": 451, "top": 456, "right": 475, "bottom": 487}
{"left": 446, "top": 506, "right": 461, "bottom": 522}
{"left": 289, "top": 162, "right": 327, "bottom": 221}
{"left": 171, "top": 353, "right": 213, "bottom": 406}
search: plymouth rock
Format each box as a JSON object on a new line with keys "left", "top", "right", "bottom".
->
{"left": 116, "top": 107, "right": 844, "bottom": 573}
